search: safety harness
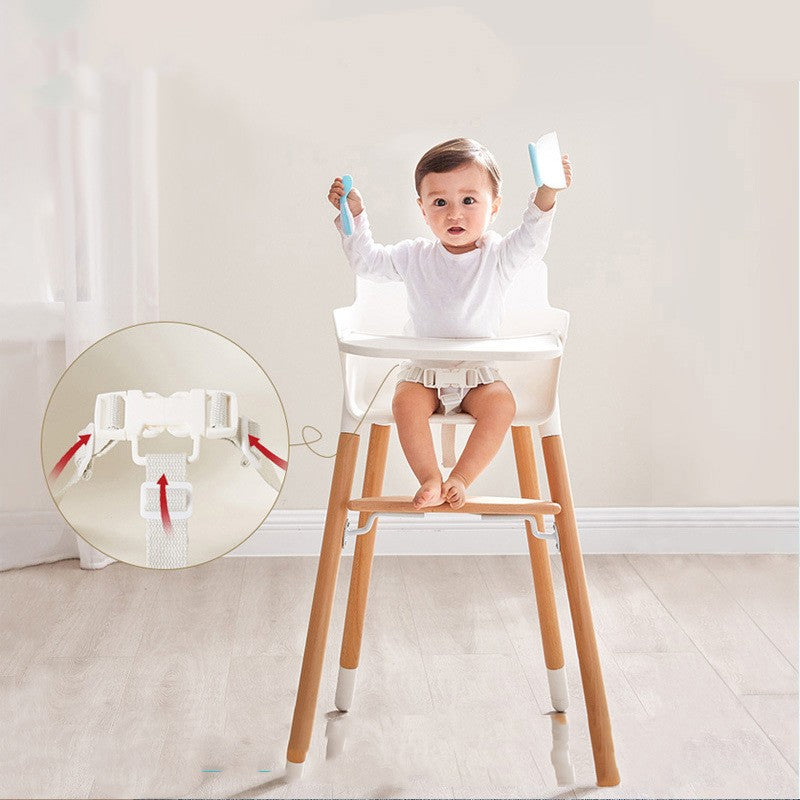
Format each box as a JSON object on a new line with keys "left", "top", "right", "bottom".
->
{"left": 52, "top": 389, "right": 286, "bottom": 569}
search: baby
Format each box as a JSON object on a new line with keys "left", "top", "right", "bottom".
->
{"left": 328, "top": 138, "right": 572, "bottom": 510}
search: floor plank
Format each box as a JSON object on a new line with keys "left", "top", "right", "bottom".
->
{"left": 739, "top": 693, "right": 799, "bottom": 773}
{"left": 0, "top": 561, "right": 85, "bottom": 677}
{"left": 613, "top": 651, "right": 798, "bottom": 798}
{"left": 577, "top": 554, "right": 696, "bottom": 654}
{"left": 400, "top": 555, "right": 516, "bottom": 656}
{"left": 699, "top": 554, "right": 799, "bottom": 669}
{"left": 626, "top": 554, "right": 798, "bottom": 696}
{"left": 36, "top": 562, "right": 163, "bottom": 659}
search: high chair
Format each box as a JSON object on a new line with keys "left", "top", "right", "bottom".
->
{"left": 286, "top": 261, "right": 620, "bottom": 787}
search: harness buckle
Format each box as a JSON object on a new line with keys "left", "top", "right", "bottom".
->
{"left": 421, "top": 368, "right": 476, "bottom": 388}
{"left": 94, "top": 390, "right": 239, "bottom": 465}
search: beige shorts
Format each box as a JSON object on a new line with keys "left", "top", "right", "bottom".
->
{"left": 396, "top": 360, "right": 501, "bottom": 415}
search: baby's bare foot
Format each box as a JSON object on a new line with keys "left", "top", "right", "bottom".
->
{"left": 442, "top": 473, "right": 468, "bottom": 509}
{"left": 413, "top": 478, "right": 445, "bottom": 509}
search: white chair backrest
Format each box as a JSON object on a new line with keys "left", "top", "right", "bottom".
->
{"left": 348, "top": 260, "right": 567, "bottom": 340}
{"left": 500, "top": 259, "right": 548, "bottom": 332}
{"left": 349, "top": 278, "right": 409, "bottom": 335}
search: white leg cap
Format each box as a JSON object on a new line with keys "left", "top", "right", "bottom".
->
{"left": 284, "top": 760, "right": 304, "bottom": 782}
{"left": 335, "top": 666, "right": 358, "bottom": 712}
{"left": 547, "top": 667, "right": 569, "bottom": 712}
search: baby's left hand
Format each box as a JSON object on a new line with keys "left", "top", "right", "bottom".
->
{"left": 534, "top": 154, "right": 572, "bottom": 211}
{"left": 560, "top": 154, "right": 572, "bottom": 190}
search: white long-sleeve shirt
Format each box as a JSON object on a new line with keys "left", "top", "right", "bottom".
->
{"left": 336, "top": 193, "right": 555, "bottom": 339}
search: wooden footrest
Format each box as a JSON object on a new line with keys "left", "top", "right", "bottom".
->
{"left": 347, "top": 495, "right": 561, "bottom": 516}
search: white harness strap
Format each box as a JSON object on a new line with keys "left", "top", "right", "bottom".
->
{"left": 142, "top": 452, "right": 190, "bottom": 569}
{"left": 441, "top": 424, "right": 457, "bottom": 469}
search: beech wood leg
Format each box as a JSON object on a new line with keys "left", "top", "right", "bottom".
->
{"left": 286, "top": 432, "right": 361, "bottom": 773}
{"left": 541, "top": 433, "right": 620, "bottom": 787}
{"left": 335, "top": 424, "right": 391, "bottom": 711}
{"left": 511, "top": 426, "right": 569, "bottom": 712}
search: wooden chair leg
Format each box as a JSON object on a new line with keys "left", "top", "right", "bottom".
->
{"left": 335, "top": 424, "right": 391, "bottom": 711}
{"left": 511, "top": 426, "right": 569, "bottom": 712}
{"left": 541, "top": 433, "right": 620, "bottom": 787}
{"left": 286, "top": 432, "right": 361, "bottom": 779}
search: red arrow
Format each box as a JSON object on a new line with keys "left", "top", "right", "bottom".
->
{"left": 248, "top": 435, "right": 288, "bottom": 471}
{"left": 157, "top": 474, "right": 172, "bottom": 533}
{"left": 49, "top": 434, "right": 92, "bottom": 481}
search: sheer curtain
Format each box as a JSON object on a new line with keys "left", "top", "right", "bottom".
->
{"left": 0, "top": 4, "right": 158, "bottom": 571}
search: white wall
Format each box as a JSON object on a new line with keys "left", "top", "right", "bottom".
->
{"left": 69, "top": 0, "right": 797, "bottom": 510}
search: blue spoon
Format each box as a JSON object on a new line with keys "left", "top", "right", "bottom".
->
{"left": 340, "top": 174, "right": 354, "bottom": 235}
{"left": 528, "top": 143, "right": 542, "bottom": 187}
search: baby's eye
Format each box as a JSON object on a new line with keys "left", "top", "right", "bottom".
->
{"left": 434, "top": 198, "right": 446, "bottom": 207}
{"left": 463, "top": 197, "right": 476, "bottom": 205}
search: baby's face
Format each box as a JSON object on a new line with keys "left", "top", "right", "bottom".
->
{"left": 417, "top": 163, "right": 501, "bottom": 254}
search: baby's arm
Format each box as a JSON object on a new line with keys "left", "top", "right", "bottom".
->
{"left": 497, "top": 154, "right": 573, "bottom": 281}
{"left": 327, "top": 177, "right": 406, "bottom": 282}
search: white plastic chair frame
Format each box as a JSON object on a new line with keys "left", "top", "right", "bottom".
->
{"left": 286, "top": 265, "right": 620, "bottom": 787}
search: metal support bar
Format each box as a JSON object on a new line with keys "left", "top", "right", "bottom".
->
{"left": 480, "top": 514, "right": 558, "bottom": 542}
{"left": 342, "top": 511, "right": 391, "bottom": 547}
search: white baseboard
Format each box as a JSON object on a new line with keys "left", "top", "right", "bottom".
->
{"left": 2, "top": 508, "right": 796, "bottom": 571}
{"left": 234, "top": 506, "right": 799, "bottom": 556}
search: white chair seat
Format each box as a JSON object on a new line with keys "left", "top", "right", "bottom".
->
{"left": 353, "top": 409, "right": 479, "bottom": 427}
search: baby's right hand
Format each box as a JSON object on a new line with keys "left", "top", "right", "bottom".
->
{"left": 328, "top": 177, "right": 364, "bottom": 218}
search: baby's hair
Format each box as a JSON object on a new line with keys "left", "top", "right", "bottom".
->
{"left": 414, "top": 138, "right": 501, "bottom": 197}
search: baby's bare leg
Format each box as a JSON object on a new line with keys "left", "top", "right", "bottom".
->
{"left": 392, "top": 381, "right": 445, "bottom": 509}
{"left": 443, "top": 382, "right": 516, "bottom": 509}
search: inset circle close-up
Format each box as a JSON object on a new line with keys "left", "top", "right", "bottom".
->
{"left": 41, "top": 321, "right": 288, "bottom": 569}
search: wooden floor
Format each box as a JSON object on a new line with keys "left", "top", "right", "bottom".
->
{"left": 1, "top": 554, "right": 797, "bottom": 799}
